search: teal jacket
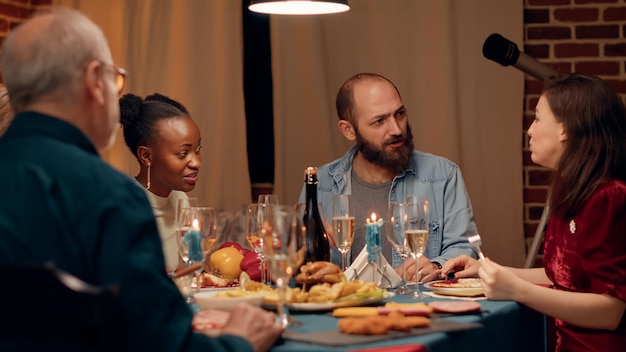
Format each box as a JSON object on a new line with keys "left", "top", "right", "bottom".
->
{"left": 0, "top": 112, "right": 252, "bottom": 351}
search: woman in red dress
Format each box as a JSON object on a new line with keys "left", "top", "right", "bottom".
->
{"left": 443, "top": 74, "right": 626, "bottom": 351}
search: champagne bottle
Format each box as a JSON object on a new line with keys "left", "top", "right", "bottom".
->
{"left": 302, "top": 167, "right": 331, "bottom": 263}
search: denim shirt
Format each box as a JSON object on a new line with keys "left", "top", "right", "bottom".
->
{"left": 299, "top": 146, "right": 478, "bottom": 268}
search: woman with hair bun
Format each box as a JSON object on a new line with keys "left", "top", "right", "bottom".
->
{"left": 120, "top": 93, "right": 201, "bottom": 271}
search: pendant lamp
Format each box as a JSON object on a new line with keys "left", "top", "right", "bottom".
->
{"left": 248, "top": 0, "right": 350, "bottom": 15}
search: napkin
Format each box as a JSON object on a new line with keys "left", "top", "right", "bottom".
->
{"left": 345, "top": 245, "right": 402, "bottom": 288}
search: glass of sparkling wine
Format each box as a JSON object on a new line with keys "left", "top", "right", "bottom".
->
{"left": 387, "top": 202, "right": 412, "bottom": 295}
{"left": 332, "top": 194, "right": 355, "bottom": 271}
{"left": 262, "top": 205, "right": 306, "bottom": 328}
{"left": 404, "top": 196, "right": 429, "bottom": 299}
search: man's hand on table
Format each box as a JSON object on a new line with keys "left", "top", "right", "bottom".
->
{"left": 400, "top": 255, "right": 441, "bottom": 283}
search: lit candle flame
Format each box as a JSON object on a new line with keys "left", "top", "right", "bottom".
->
{"left": 370, "top": 212, "right": 377, "bottom": 222}
{"left": 192, "top": 218, "right": 200, "bottom": 230}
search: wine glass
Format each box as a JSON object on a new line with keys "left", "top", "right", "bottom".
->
{"left": 404, "top": 196, "right": 429, "bottom": 299}
{"left": 176, "top": 206, "right": 217, "bottom": 304}
{"left": 332, "top": 194, "right": 355, "bottom": 271}
{"left": 262, "top": 205, "right": 306, "bottom": 328}
{"left": 258, "top": 194, "right": 279, "bottom": 206}
{"left": 245, "top": 204, "right": 267, "bottom": 284}
{"left": 387, "top": 202, "right": 412, "bottom": 295}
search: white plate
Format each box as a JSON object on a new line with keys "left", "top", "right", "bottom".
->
{"left": 424, "top": 278, "right": 484, "bottom": 297}
{"left": 264, "top": 292, "right": 394, "bottom": 312}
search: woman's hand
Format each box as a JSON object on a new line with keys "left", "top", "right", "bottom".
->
{"left": 478, "top": 257, "right": 525, "bottom": 301}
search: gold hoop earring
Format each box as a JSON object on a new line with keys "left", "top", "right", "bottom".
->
{"left": 146, "top": 163, "right": 151, "bottom": 190}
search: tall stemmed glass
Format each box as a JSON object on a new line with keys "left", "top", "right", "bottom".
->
{"left": 262, "top": 205, "right": 306, "bottom": 328}
{"left": 387, "top": 202, "right": 412, "bottom": 295}
{"left": 176, "top": 206, "right": 217, "bottom": 304}
{"left": 258, "top": 194, "right": 279, "bottom": 207}
{"left": 404, "top": 197, "right": 429, "bottom": 299}
{"left": 332, "top": 195, "right": 355, "bottom": 271}
{"left": 245, "top": 204, "right": 267, "bottom": 284}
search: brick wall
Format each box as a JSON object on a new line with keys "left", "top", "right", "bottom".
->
{"left": 0, "top": 0, "right": 51, "bottom": 83}
{"left": 523, "top": 0, "right": 626, "bottom": 264}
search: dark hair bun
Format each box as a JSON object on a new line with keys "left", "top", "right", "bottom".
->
{"left": 119, "top": 93, "right": 144, "bottom": 126}
{"left": 146, "top": 93, "right": 189, "bottom": 114}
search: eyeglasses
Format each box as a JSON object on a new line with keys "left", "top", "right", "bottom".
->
{"left": 100, "top": 61, "right": 127, "bottom": 96}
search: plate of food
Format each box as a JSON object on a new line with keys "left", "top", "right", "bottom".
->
{"left": 424, "top": 278, "right": 484, "bottom": 297}
{"left": 255, "top": 261, "right": 394, "bottom": 311}
{"left": 285, "top": 291, "right": 394, "bottom": 312}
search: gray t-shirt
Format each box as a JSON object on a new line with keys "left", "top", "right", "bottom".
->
{"left": 350, "top": 171, "right": 394, "bottom": 265}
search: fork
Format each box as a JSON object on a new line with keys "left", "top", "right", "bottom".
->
{"left": 468, "top": 233, "right": 486, "bottom": 260}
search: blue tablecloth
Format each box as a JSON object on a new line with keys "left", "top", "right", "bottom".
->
{"left": 270, "top": 290, "right": 546, "bottom": 352}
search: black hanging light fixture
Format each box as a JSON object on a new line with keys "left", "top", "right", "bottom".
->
{"left": 248, "top": 0, "right": 350, "bottom": 15}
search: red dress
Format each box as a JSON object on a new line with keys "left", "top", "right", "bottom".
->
{"left": 544, "top": 180, "right": 626, "bottom": 351}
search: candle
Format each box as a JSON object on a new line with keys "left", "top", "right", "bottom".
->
{"left": 184, "top": 218, "right": 203, "bottom": 262}
{"left": 365, "top": 212, "right": 383, "bottom": 263}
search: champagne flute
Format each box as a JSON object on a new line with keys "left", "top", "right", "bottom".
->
{"left": 332, "top": 194, "right": 355, "bottom": 271}
{"left": 245, "top": 204, "right": 267, "bottom": 284}
{"left": 177, "top": 206, "right": 217, "bottom": 304}
{"left": 262, "top": 205, "right": 306, "bottom": 328}
{"left": 387, "top": 202, "right": 412, "bottom": 295}
{"left": 258, "top": 194, "right": 279, "bottom": 206}
{"left": 175, "top": 197, "right": 199, "bottom": 264}
{"left": 404, "top": 197, "right": 429, "bottom": 299}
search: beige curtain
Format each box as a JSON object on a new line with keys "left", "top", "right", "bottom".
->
{"left": 54, "top": 0, "right": 525, "bottom": 266}
{"left": 54, "top": 0, "right": 252, "bottom": 212}
{"left": 271, "top": 0, "right": 525, "bottom": 266}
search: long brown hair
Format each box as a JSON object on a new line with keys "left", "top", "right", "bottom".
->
{"left": 545, "top": 74, "right": 626, "bottom": 219}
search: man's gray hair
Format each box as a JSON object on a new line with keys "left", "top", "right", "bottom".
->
{"left": 0, "top": 7, "right": 106, "bottom": 111}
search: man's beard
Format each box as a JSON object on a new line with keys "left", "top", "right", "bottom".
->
{"left": 355, "top": 124, "right": 414, "bottom": 172}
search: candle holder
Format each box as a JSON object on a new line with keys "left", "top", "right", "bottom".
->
{"left": 365, "top": 213, "right": 384, "bottom": 285}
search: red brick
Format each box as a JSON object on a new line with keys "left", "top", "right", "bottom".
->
{"left": 604, "top": 43, "right": 626, "bottom": 57}
{"left": 523, "top": 150, "right": 535, "bottom": 166}
{"left": 554, "top": 43, "right": 599, "bottom": 57}
{"left": 528, "top": 169, "right": 552, "bottom": 186}
{"left": 0, "top": 3, "right": 33, "bottom": 18}
{"left": 524, "top": 223, "right": 539, "bottom": 239}
{"left": 575, "top": 0, "right": 619, "bottom": 4}
{"left": 528, "top": 26, "right": 571, "bottom": 40}
{"left": 525, "top": 79, "right": 546, "bottom": 94}
{"left": 576, "top": 25, "right": 619, "bottom": 39}
{"left": 525, "top": 44, "right": 550, "bottom": 58}
{"left": 554, "top": 8, "right": 598, "bottom": 22}
{"left": 0, "top": 19, "right": 7, "bottom": 32}
{"left": 605, "top": 78, "right": 626, "bottom": 93}
{"left": 604, "top": 7, "right": 626, "bottom": 21}
{"left": 528, "top": 205, "right": 547, "bottom": 221}
{"left": 524, "top": 221, "right": 541, "bottom": 239}
{"left": 524, "top": 188, "right": 549, "bottom": 203}
{"left": 524, "top": 114, "right": 536, "bottom": 130}
{"left": 525, "top": 9, "right": 550, "bottom": 24}
{"left": 555, "top": 62, "right": 573, "bottom": 74}
{"left": 528, "top": 0, "right": 571, "bottom": 5}
{"left": 574, "top": 61, "right": 621, "bottom": 75}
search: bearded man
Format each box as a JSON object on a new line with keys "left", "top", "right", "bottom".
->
{"left": 300, "top": 73, "right": 478, "bottom": 283}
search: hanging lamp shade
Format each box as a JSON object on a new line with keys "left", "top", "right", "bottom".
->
{"left": 248, "top": 0, "right": 350, "bottom": 15}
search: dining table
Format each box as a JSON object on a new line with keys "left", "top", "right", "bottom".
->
{"left": 269, "top": 286, "right": 547, "bottom": 352}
